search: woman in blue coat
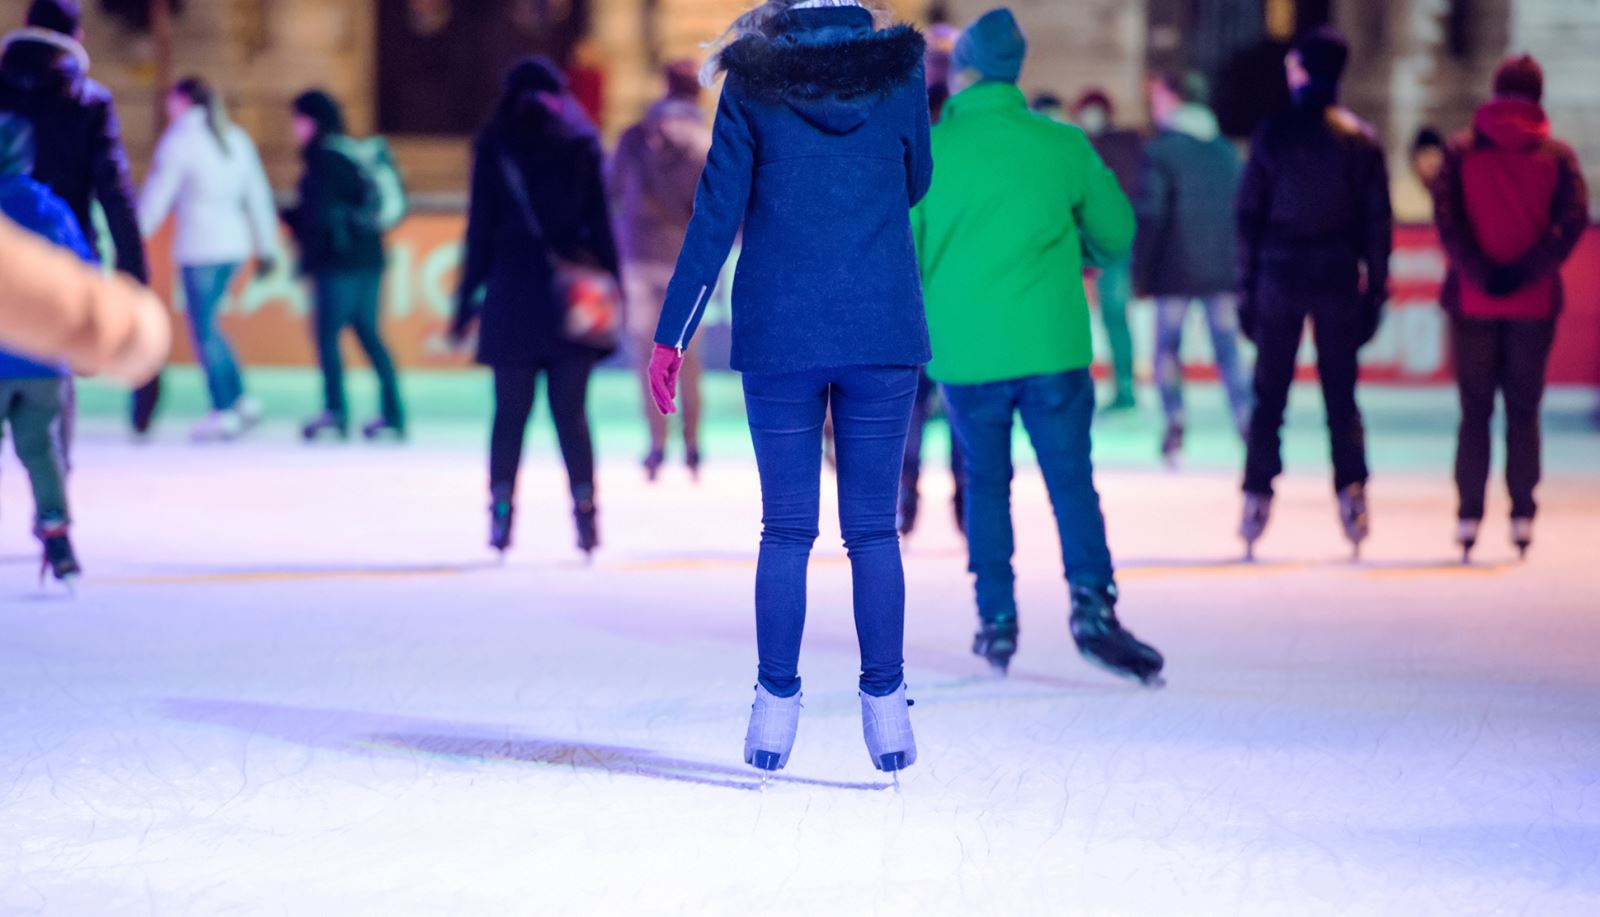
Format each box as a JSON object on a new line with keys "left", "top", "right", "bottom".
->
{"left": 647, "top": 0, "right": 932, "bottom": 775}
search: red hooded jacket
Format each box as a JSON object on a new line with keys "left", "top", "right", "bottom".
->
{"left": 1433, "top": 98, "right": 1588, "bottom": 320}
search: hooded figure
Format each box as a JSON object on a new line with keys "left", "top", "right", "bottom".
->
{"left": 644, "top": 0, "right": 932, "bottom": 779}
{"left": 1432, "top": 54, "right": 1588, "bottom": 560}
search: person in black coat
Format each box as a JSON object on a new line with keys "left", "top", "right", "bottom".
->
{"left": 1235, "top": 27, "right": 1392, "bottom": 559}
{"left": 0, "top": 0, "right": 154, "bottom": 433}
{"left": 286, "top": 89, "right": 406, "bottom": 442}
{"left": 1134, "top": 71, "right": 1251, "bottom": 464}
{"left": 450, "top": 56, "right": 620, "bottom": 558}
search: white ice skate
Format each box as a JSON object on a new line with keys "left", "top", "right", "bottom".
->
{"left": 859, "top": 683, "right": 916, "bottom": 779}
{"left": 744, "top": 684, "right": 801, "bottom": 774}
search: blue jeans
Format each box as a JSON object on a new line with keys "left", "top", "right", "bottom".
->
{"left": 1154, "top": 294, "right": 1253, "bottom": 431}
{"left": 182, "top": 263, "right": 245, "bottom": 411}
{"left": 942, "top": 369, "right": 1114, "bottom": 625}
{"left": 743, "top": 365, "right": 919, "bottom": 698}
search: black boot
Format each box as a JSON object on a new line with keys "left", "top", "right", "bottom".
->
{"left": 37, "top": 518, "right": 81, "bottom": 586}
{"left": 362, "top": 416, "right": 406, "bottom": 441}
{"left": 489, "top": 485, "right": 514, "bottom": 554}
{"left": 301, "top": 411, "right": 348, "bottom": 442}
{"left": 1069, "top": 584, "right": 1164, "bottom": 687}
{"left": 573, "top": 486, "right": 599, "bottom": 558}
{"left": 643, "top": 447, "right": 665, "bottom": 483}
{"left": 972, "top": 617, "right": 1019, "bottom": 675}
{"left": 897, "top": 471, "right": 920, "bottom": 537}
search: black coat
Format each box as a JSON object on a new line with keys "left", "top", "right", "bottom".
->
{"left": 0, "top": 32, "right": 146, "bottom": 281}
{"left": 1236, "top": 93, "right": 1391, "bottom": 332}
{"left": 454, "top": 112, "right": 620, "bottom": 366}
{"left": 1134, "top": 122, "right": 1240, "bottom": 298}
{"left": 286, "top": 137, "right": 386, "bottom": 275}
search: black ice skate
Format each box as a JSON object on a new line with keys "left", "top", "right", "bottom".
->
{"left": 1456, "top": 518, "right": 1481, "bottom": 565}
{"left": 37, "top": 521, "right": 81, "bottom": 590}
{"left": 573, "top": 488, "right": 599, "bottom": 560}
{"left": 300, "top": 411, "right": 348, "bottom": 442}
{"left": 1069, "top": 584, "right": 1165, "bottom": 688}
{"left": 489, "top": 490, "right": 514, "bottom": 556}
{"left": 685, "top": 447, "right": 702, "bottom": 483}
{"left": 642, "top": 448, "right": 665, "bottom": 483}
{"left": 897, "top": 473, "right": 920, "bottom": 537}
{"left": 1160, "top": 423, "right": 1184, "bottom": 469}
{"left": 1338, "top": 483, "right": 1370, "bottom": 560}
{"left": 361, "top": 416, "right": 406, "bottom": 441}
{"left": 1511, "top": 517, "right": 1534, "bottom": 560}
{"left": 972, "top": 618, "right": 1019, "bottom": 675}
{"left": 1240, "top": 492, "right": 1272, "bottom": 561}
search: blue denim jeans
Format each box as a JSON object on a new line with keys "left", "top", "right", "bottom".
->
{"left": 942, "top": 369, "right": 1114, "bottom": 624}
{"left": 181, "top": 263, "right": 245, "bottom": 411}
{"left": 1153, "top": 293, "right": 1253, "bottom": 431}
{"left": 743, "top": 365, "right": 919, "bottom": 698}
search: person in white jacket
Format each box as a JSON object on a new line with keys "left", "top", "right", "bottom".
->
{"left": 139, "top": 76, "right": 278, "bottom": 441}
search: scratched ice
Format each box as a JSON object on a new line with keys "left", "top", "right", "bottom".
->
{"left": 2, "top": 375, "right": 1597, "bottom": 915}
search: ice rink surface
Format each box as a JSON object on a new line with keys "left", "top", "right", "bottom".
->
{"left": 3, "top": 370, "right": 1598, "bottom": 915}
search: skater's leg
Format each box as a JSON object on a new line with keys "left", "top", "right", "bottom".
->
{"left": 1153, "top": 296, "right": 1188, "bottom": 429}
{"left": 1016, "top": 369, "right": 1114, "bottom": 591}
{"left": 941, "top": 379, "right": 1021, "bottom": 624}
{"left": 347, "top": 269, "right": 404, "bottom": 427}
{"left": 1311, "top": 313, "right": 1368, "bottom": 493}
{"left": 1451, "top": 317, "right": 1499, "bottom": 521}
{"left": 1098, "top": 258, "right": 1136, "bottom": 405}
{"left": 544, "top": 354, "right": 598, "bottom": 502}
{"left": 1243, "top": 314, "right": 1304, "bottom": 496}
{"left": 830, "top": 365, "right": 919, "bottom": 696}
{"left": 1501, "top": 318, "right": 1556, "bottom": 521}
{"left": 489, "top": 365, "right": 540, "bottom": 497}
{"left": 311, "top": 272, "right": 352, "bottom": 421}
{"left": 627, "top": 269, "right": 671, "bottom": 456}
{"left": 1203, "top": 294, "right": 1254, "bottom": 431}
{"left": 680, "top": 339, "right": 704, "bottom": 458}
{"left": 8, "top": 378, "right": 69, "bottom": 529}
{"left": 181, "top": 263, "right": 245, "bottom": 411}
{"left": 743, "top": 369, "right": 829, "bottom": 698}
{"left": 635, "top": 331, "right": 669, "bottom": 454}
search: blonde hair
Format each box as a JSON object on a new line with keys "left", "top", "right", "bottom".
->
{"left": 699, "top": 0, "right": 893, "bottom": 87}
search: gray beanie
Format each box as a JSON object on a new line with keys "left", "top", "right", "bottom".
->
{"left": 952, "top": 8, "right": 1027, "bottom": 84}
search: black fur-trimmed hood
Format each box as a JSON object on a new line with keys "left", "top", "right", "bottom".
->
{"left": 721, "top": 20, "right": 925, "bottom": 105}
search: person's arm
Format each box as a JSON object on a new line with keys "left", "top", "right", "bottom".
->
{"left": 1234, "top": 130, "right": 1272, "bottom": 339}
{"left": 136, "top": 127, "right": 184, "bottom": 239}
{"left": 903, "top": 64, "right": 934, "bottom": 207}
{"left": 452, "top": 138, "right": 498, "bottom": 339}
{"left": 89, "top": 96, "right": 149, "bottom": 282}
{"left": 1431, "top": 142, "right": 1493, "bottom": 290}
{"left": 1131, "top": 144, "right": 1170, "bottom": 294}
{"left": 1506, "top": 143, "right": 1590, "bottom": 283}
{"left": 1359, "top": 143, "right": 1393, "bottom": 320}
{"left": 238, "top": 133, "right": 281, "bottom": 261}
{"left": 1075, "top": 134, "right": 1135, "bottom": 264}
{"left": 653, "top": 79, "right": 757, "bottom": 352}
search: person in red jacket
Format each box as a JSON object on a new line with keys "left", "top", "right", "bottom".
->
{"left": 1432, "top": 55, "right": 1588, "bottom": 562}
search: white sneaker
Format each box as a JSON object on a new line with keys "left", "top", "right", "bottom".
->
{"left": 191, "top": 410, "right": 243, "bottom": 442}
{"left": 234, "top": 395, "right": 263, "bottom": 429}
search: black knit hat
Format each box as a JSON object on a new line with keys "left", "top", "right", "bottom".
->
{"left": 292, "top": 89, "right": 345, "bottom": 137}
{"left": 1493, "top": 54, "right": 1543, "bottom": 103}
{"left": 1294, "top": 26, "right": 1349, "bottom": 85}
{"left": 27, "top": 0, "right": 82, "bottom": 35}
{"left": 505, "top": 56, "right": 567, "bottom": 97}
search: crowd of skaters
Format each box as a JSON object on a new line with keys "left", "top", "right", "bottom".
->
{"left": 0, "top": 0, "right": 1589, "bottom": 772}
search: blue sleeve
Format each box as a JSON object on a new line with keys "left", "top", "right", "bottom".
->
{"left": 44, "top": 197, "right": 97, "bottom": 264}
{"left": 904, "top": 65, "right": 933, "bottom": 206}
{"left": 653, "top": 80, "right": 756, "bottom": 351}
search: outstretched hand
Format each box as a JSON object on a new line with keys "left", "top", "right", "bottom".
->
{"left": 648, "top": 344, "right": 683, "bottom": 416}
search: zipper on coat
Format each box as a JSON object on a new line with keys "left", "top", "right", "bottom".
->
{"left": 675, "top": 285, "right": 710, "bottom": 353}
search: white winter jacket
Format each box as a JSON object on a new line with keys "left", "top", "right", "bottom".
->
{"left": 138, "top": 108, "right": 279, "bottom": 267}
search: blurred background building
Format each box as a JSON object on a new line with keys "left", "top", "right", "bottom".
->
{"left": 33, "top": 0, "right": 1600, "bottom": 219}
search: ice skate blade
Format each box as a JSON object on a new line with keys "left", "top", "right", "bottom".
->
{"left": 1078, "top": 647, "right": 1164, "bottom": 690}
{"left": 987, "top": 659, "right": 1011, "bottom": 678}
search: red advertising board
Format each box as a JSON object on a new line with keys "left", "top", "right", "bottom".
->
{"left": 149, "top": 217, "right": 1600, "bottom": 385}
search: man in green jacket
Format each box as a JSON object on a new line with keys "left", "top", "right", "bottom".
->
{"left": 913, "top": 8, "right": 1164, "bottom": 685}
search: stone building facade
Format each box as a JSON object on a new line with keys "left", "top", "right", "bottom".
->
{"left": 7, "top": 0, "right": 1595, "bottom": 213}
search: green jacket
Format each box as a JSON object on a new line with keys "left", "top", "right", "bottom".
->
{"left": 913, "top": 82, "right": 1135, "bottom": 385}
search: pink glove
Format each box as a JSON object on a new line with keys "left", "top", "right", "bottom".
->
{"left": 647, "top": 344, "right": 683, "bottom": 416}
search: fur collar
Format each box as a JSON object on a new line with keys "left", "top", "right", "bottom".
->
{"left": 721, "top": 23, "right": 924, "bottom": 103}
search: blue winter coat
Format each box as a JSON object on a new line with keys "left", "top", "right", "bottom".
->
{"left": 0, "top": 175, "right": 95, "bottom": 378}
{"left": 653, "top": 6, "right": 933, "bottom": 374}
